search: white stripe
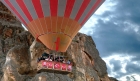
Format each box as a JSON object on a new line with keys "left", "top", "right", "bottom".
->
{"left": 50, "top": 17, "right": 52, "bottom": 33}
{"left": 65, "top": 20, "right": 74, "bottom": 36}
{"left": 23, "top": 0, "right": 42, "bottom": 35}
{"left": 1, "top": 0, "right": 37, "bottom": 36}
{"left": 56, "top": 17, "right": 58, "bottom": 32}
{"left": 38, "top": 19, "right": 45, "bottom": 34}
{"left": 9, "top": 0, "right": 29, "bottom": 24}
{"left": 70, "top": 0, "right": 84, "bottom": 19}
{"left": 38, "top": 1, "right": 49, "bottom": 34}
{"left": 40, "top": 0, "right": 50, "bottom": 17}
{"left": 28, "top": 0, "right": 45, "bottom": 34}
{"left": 78, "top": 0, "right": 97, "bottom": 23}
{"left": 33, "top": 21, "right": 42, "bottom": 35}
{"left": 2, "top": 0, "right": 36, "bottom": 36}
{"left": 23, "top": 0, "right": 38, "bottom": 19}
{"left": 71, "top": 25, "right": 80, "bottom": 39}
{"left": 30, "top": 23, "right": 38, "bottom": 36}
{"left": 1, "top": 0, "right": 26, "bottom": 26}
{"left": 70, "top": 23, "right": 78, "bottom": 37}
{"left": 64, "top": 19, "right": 69, "bottom": 33}
{"left": 60, "top": 17, "right": 64, "bottom": 32}
{"left": 58, "top": 0, "right": 67, "bottom": 16}
{"left": 43, "top": 17, "right": 48, "bottom": 33}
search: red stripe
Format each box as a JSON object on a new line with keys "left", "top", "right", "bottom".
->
{"left": 16, "top": 0, "right": 33, "bottom": 21}
{"left": 64, "top": 0, "right": 75, "bottom": 17}
{"left": 50, "top": 0, "right": 58, "bottom": 16}
{"left": 55, "top": 37, "right": 60, "bottom": 51}
{"left": 32, "top": 0, "right": 44, "bottom": 18}
{"left": 5, "top": 0, "right": 27, "bottom": 25}
{"left": 81, "top": 0, "right": 102, "bottom": 26}
{"left": 75, "top": 0, "right": 90, "bottom": 21}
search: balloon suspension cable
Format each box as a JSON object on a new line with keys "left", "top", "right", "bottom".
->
{"left": 53, "top": 52, "right": 55, "bottom": 79}
{"left": 63, "top": 52, "right": 64, "bottom": 61}
{"left": 52, "top": 37, "right": 60, "bottom": 79}
{"left": 55, "top": 37, "right": 60, "bottom": 67}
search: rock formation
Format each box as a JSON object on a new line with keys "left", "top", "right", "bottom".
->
{"left": 0, "top": 1, "right": 118, "bottom": 81}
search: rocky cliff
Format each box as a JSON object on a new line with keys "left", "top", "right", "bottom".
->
{"left": 0, "top": 2, "right": 118, "bottom": 81}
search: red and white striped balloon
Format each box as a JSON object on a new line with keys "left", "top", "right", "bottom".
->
{"left": 1, "top": 0, "right": 105, "bottom": 52}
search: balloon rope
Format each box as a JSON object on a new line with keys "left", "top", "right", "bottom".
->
{"left": 53, "top": 52, "right": 55, "bottom": 80}
{"left": 54, "top": 37, "right": 60, "bottom": 79}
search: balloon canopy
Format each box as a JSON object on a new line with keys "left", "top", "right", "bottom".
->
{"left": 1, "top": 0, "right": 104, "bottom": 52}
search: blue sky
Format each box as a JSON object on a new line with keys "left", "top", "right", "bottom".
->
{"left": 80, "top": 0, "right": 140, "bottom": 81}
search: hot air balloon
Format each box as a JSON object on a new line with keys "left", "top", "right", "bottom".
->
{"left": 1, "top": 0, "right": 105, "bottom": 52}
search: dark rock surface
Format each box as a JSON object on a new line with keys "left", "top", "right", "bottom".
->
{"left": 109, "top": 77, "right": 118, "bottom": 81}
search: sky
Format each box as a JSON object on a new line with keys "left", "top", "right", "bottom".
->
{"left": 80, "top": 0, "right": 140, "bottom": 81}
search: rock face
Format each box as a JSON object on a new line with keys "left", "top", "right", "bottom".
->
{"left": 109, "top": 77, "right": 118, "bottom": 81}
{"left": 0, "top": 1, "right": 118, "bottom": 81}
{"left": 1, "top": 45, "right": 31, "bottom": 81}
{"left": 1, "top": 33, "right": 111, "bottom": 81}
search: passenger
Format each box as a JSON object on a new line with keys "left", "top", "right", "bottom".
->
{"left": 42, "top": 53, "right": 49, "bottom": 58}
{"left": 50, "top": 55, "right": 54, "bottom": 61}
{"left": 45, "top": 58, "right": 49, "bottom": 61}
{"left": 67, "top": 60, "right": 71, "bottom": 64}
{"left": 49, "top": 58, "right": 52, "bottom": 61}
{"left": 62, "top": 59, "right": 66, "bottom": 63}
{"left": 55, "top": 57, "right": 59, "bottom": 62}
{"left": 60, "top": 57, "right": 64, "bottom": 62}
{"left": 55, "top": 56, "right": 65, "bottom": 62}
{"left": 42, "top": 52, "right": 49, "bottom": 60}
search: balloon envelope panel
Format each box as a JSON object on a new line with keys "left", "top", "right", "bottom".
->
{"left": 1, "top": 0, "right": 105, "bottom": 52}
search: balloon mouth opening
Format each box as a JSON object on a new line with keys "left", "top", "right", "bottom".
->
{"left": 37, "top": 33, "right": 72, "bottom": 52}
